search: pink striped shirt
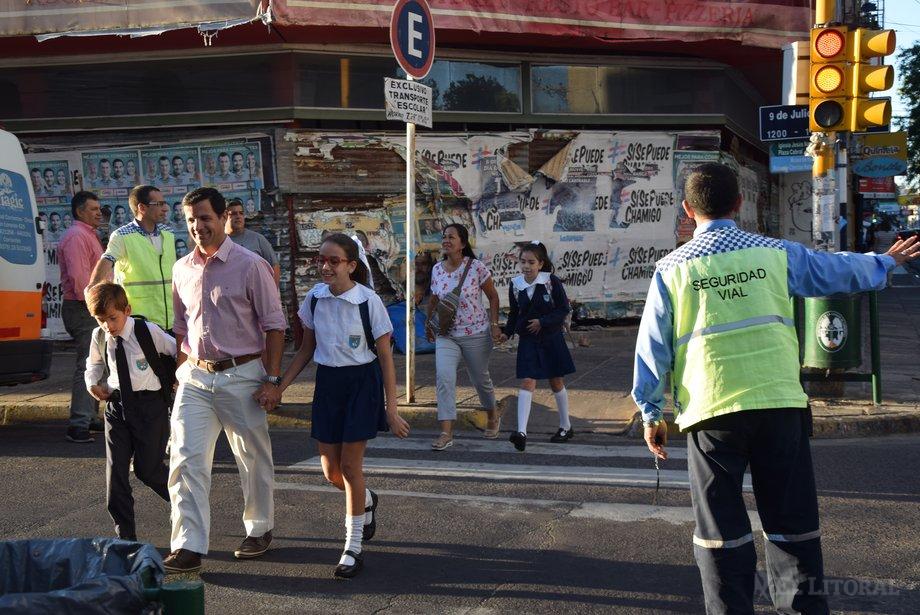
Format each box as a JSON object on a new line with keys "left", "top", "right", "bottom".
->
{"left": 172, "top": 237, "right": 287, "bottom": 360}
{"left": 58, "top": 221, "right": 103, "bottom": 301}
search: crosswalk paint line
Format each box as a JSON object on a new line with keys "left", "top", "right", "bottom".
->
{"left": 289, "top": 457, "right": 753, "bottom": 491}
{"left": 273, "top": 481, "right": 762, "bottom": 528}
{"left": 367, "top": 436, "right": 689, "bottom": 460}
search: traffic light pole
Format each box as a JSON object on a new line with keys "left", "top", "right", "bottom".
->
{"left": 807, "top": 131, "right": 838, "bottom": 252}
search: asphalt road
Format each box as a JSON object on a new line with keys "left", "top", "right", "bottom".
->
{"left": 1, "top": 424, "right": 919, "bottom": 614}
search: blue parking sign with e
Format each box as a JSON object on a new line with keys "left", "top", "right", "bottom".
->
{"left": 390, "top": 0, "right": 435, "bottom": 79}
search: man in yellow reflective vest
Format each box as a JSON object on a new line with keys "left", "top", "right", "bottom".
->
{"left": 633, "top": 163, "right": 919, "bottom": 614}
{"left": 87, "top": 185, "right": 176, "bottom": 332}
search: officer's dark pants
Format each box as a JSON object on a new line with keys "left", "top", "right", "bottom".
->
{"left": 687, "top": 408, "right": 829, "bottom": 615}
{"left": 105, "top": 390, "right": 170, "bottom": 540}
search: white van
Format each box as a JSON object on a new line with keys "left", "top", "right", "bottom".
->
{"left": 0, "top": 129, "right": 52, "bottom": 385}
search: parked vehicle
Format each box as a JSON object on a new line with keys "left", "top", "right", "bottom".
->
{"left": 0, "top": 129, "right": 52, "bottom": 385}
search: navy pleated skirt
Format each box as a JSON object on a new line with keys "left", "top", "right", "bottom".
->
{"left": 312, "top": 360, "right": 388, "bottom": 443}
{"left": 516, "top": 331, "right": 576, "bottom": 380}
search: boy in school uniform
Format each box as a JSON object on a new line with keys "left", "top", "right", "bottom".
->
{"left": 85, "top": 282, "right": 176, "bottom": 541}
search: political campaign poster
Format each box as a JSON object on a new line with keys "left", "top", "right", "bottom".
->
{"left": 25, "top": 154, "right": 82, "bottom": 339}
{"left": 140, "top": 146, "right": 201, "bottom": 197}
{"left": 200, "top": 141, "right": 264, "bottom": 214}
{"left": 604, "top": 133, "right": 676, "bottom": 238}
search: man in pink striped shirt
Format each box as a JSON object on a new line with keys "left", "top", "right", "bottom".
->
{"left": 165, "top": 187, "right": 287, "bottom": 574}
{"left": 58, "top": 191, "right": 104, "bottom": 444}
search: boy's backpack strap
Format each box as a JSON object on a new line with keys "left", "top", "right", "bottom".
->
{"left": 94, "top": 327, "right": 110, "bottom": 380}
{"left": 310, "top": 294, "right": 319, "bottom": 316}
{"left": 359, "top": 300, "right": 377, "bottom": 355}
{"left": 132, "top": 316, "right": 164, "bottom": 377}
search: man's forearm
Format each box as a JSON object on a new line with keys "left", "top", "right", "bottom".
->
{"left": 87, "top": 258, "right": 114, "bottom": 288}
{"left": 264, "top": 329, "right": 284, "bottom": 376}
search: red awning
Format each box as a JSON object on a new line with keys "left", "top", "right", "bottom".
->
{"left": 271, "top": 0, "right": 811, "bottom": 49}
{"left": 0, "top": 0, "right": 264, "bottom": 37}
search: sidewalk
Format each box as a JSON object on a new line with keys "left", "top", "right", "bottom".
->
{"left": 2, "top": 287, "right": 919, "bottom": 439}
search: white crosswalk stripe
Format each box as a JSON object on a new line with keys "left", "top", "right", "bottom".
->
{"left": 289, "top": 435, "right": 750, "bottom": 491}
{"left": 366, "top": 436, "right": 689, "bottom": 459}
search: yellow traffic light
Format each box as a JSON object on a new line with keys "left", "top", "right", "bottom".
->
{"left": 810, "top": 27, "right": 850, "bottom": 131}
{"left": 848, "top": 27, "right": 895, "bottom": 131}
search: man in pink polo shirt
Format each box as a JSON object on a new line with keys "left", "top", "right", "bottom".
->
{"left": 58, "top": 191, "right": 104, "bottom": 444}
{"left": 164, "top": 187, "right": 287, "bottom": 574}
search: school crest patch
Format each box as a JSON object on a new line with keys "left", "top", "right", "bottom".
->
{"left": 348, "top": 335, "right": 362, "bottom": 349}
{"left": 135, "top": 359, "right": 149, "bottom": 371}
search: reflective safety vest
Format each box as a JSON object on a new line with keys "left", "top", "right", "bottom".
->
{"left": 658, "top": 226, "right": 808, "bottom": 430}
{"left": 115, "top": 230, "right": 176, "bottom": 330}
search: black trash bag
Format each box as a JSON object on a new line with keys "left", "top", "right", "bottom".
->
{"left": 0, "top": 537, "right": 164, "bottom": 615}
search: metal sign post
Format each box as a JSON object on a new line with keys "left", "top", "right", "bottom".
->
{"left": 405, "top": 74, "right": 417, "bottom": 403}
{"left": 390, "top": 0, "right": 435, "bottom": 404}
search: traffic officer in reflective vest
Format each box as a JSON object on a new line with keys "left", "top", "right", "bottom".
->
{"left": 87, "top": 185, "right": 176, "bottom": 332}
{"left": 632, "top": 163, "right": 919, "bottom": 615}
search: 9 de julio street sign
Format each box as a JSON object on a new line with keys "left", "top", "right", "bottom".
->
{"left": 390, "top": 0, "right": 435, "bottom": 79}
{"left": 759, "top": 104, "right": 809, "bottom": 142}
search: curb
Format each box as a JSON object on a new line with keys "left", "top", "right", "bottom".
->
{"left": 5, "top": 401, "right": 920, "bottom": 439}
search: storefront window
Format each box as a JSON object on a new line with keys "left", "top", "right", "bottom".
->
{"left": 532, "top": 64, "right": 759, "bottom": 134}
{"left": 298, "top": 55, "right": 522, "bottom": 113}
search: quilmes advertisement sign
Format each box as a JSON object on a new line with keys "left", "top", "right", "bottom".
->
{"left": 851, "top": 131, "right": 908, "bottom": 178}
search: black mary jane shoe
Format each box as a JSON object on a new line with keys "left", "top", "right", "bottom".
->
{"left": 333, "top": 550, "right": 364, "bottom": 579}
{"left": 364, "top": 490, "right": 379, "bottom": 541}
{"left": 550, "top": 428, "right": 574, "bottom": 443}
{"left": 509, "top": 431, "right": 527, "bottom": 452}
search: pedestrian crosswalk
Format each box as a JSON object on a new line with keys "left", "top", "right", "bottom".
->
{"left": 286, "top": 433, "right": 749, "bottom": 492}
{"left": 276, "top": 433, "right": 759, "bottom": 528}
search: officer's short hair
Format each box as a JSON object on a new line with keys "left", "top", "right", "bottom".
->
{"left": 683, "top": 163, "right": 739, "bottom": 218}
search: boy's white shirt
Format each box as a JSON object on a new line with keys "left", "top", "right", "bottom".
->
{"left": 85, "top": 317, "right": 177, "bottom": 393}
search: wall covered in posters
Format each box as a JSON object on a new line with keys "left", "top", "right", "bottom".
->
{"left": 285, "top": 129, "right": 768, "bottom": 319}
{"left": 26, "top": 135, "right": 271, "bottom": 339}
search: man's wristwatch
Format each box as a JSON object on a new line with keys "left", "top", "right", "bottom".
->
{"left": 266, "top": 376, "right": 282, "bottom": 386}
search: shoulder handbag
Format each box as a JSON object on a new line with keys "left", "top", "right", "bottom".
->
{"left": 427, "top": 258, "right": 474, "bottom": 337}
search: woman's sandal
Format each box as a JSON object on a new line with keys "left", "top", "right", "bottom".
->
{"left": 483, "top": 402, "right": 504, "bottom": 439}
{"left": 431, "top": 432, "right": 453, "bottom": 451}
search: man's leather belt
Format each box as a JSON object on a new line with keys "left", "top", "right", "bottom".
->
{"left": 189, "top": 353, "right": 261, "bottom": 373}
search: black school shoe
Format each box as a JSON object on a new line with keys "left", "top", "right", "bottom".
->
{"left": 333, "top": 550, "right": 364, "bottom": 579}
{"left": 550, "top": 428, "right": 574, "bottom": 443}
{"left": 65, "top": 426, "right": 94, "bottom": 443}
{"left": 88, "top": 418, "right": 105, "bottom": 433}
{"left": 163, "top": 549, "right": 202, "bottom": 573}
{"left": 364, "top": 490, "right": 379, "bottom": 541}
{"left": 509, "top": 431, "right": 527, "bottom": 452}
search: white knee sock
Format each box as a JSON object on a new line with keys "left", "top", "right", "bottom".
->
{"left": 364, "top": 489, "right": 373, "bottom": 524}
{"left": 517, "top": 390, "right": 533, "bottom": 435}
{"left": 339, "top": 513, "right": 365, "bottom": 566}
{"left": 555, "top": 388, "right": 571, "bottom": 430}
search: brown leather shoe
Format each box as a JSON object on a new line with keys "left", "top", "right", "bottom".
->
{"left": 234, "top": 530, "right": 272, "bottom": 559}
{"left": 163, "top": 549, "right": 202, "bottom": 573}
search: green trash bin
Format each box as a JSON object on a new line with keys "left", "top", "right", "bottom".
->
{"left": 801, "top": 295, "right": 862, "bottom": 369}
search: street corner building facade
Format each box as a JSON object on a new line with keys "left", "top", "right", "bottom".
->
{"left": 0, "top": 0, "right": 813, "bottom": 334}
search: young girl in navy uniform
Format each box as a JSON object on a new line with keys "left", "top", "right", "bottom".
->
{"left": 499, "top": 241, "right": 576, "bottom": 451}
{"left": 263, "top": 233, "right": 410, "bottom": 578}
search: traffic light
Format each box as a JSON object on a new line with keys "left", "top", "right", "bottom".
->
{"left": 848, "top": 28, "right": 896, "bottom": 132}
{"left": 809, "top": 26, "right": 850, "bottom": 131}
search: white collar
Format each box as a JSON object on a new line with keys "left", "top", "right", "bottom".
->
{"left": 107, "top": 315, "right": 135, "bottom": 342}
{"left": 311, "top": 282, "right": 371, "bottom": 305}
{"left": 512, "top": 272, "right": 551, "bottom": 293}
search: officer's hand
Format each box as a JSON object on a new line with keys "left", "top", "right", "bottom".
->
{"left": 886, "top": 234, "right": 920, "bottom": 266}
{"left": 644, "top": 421, "right": 668, "bottom": 460}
